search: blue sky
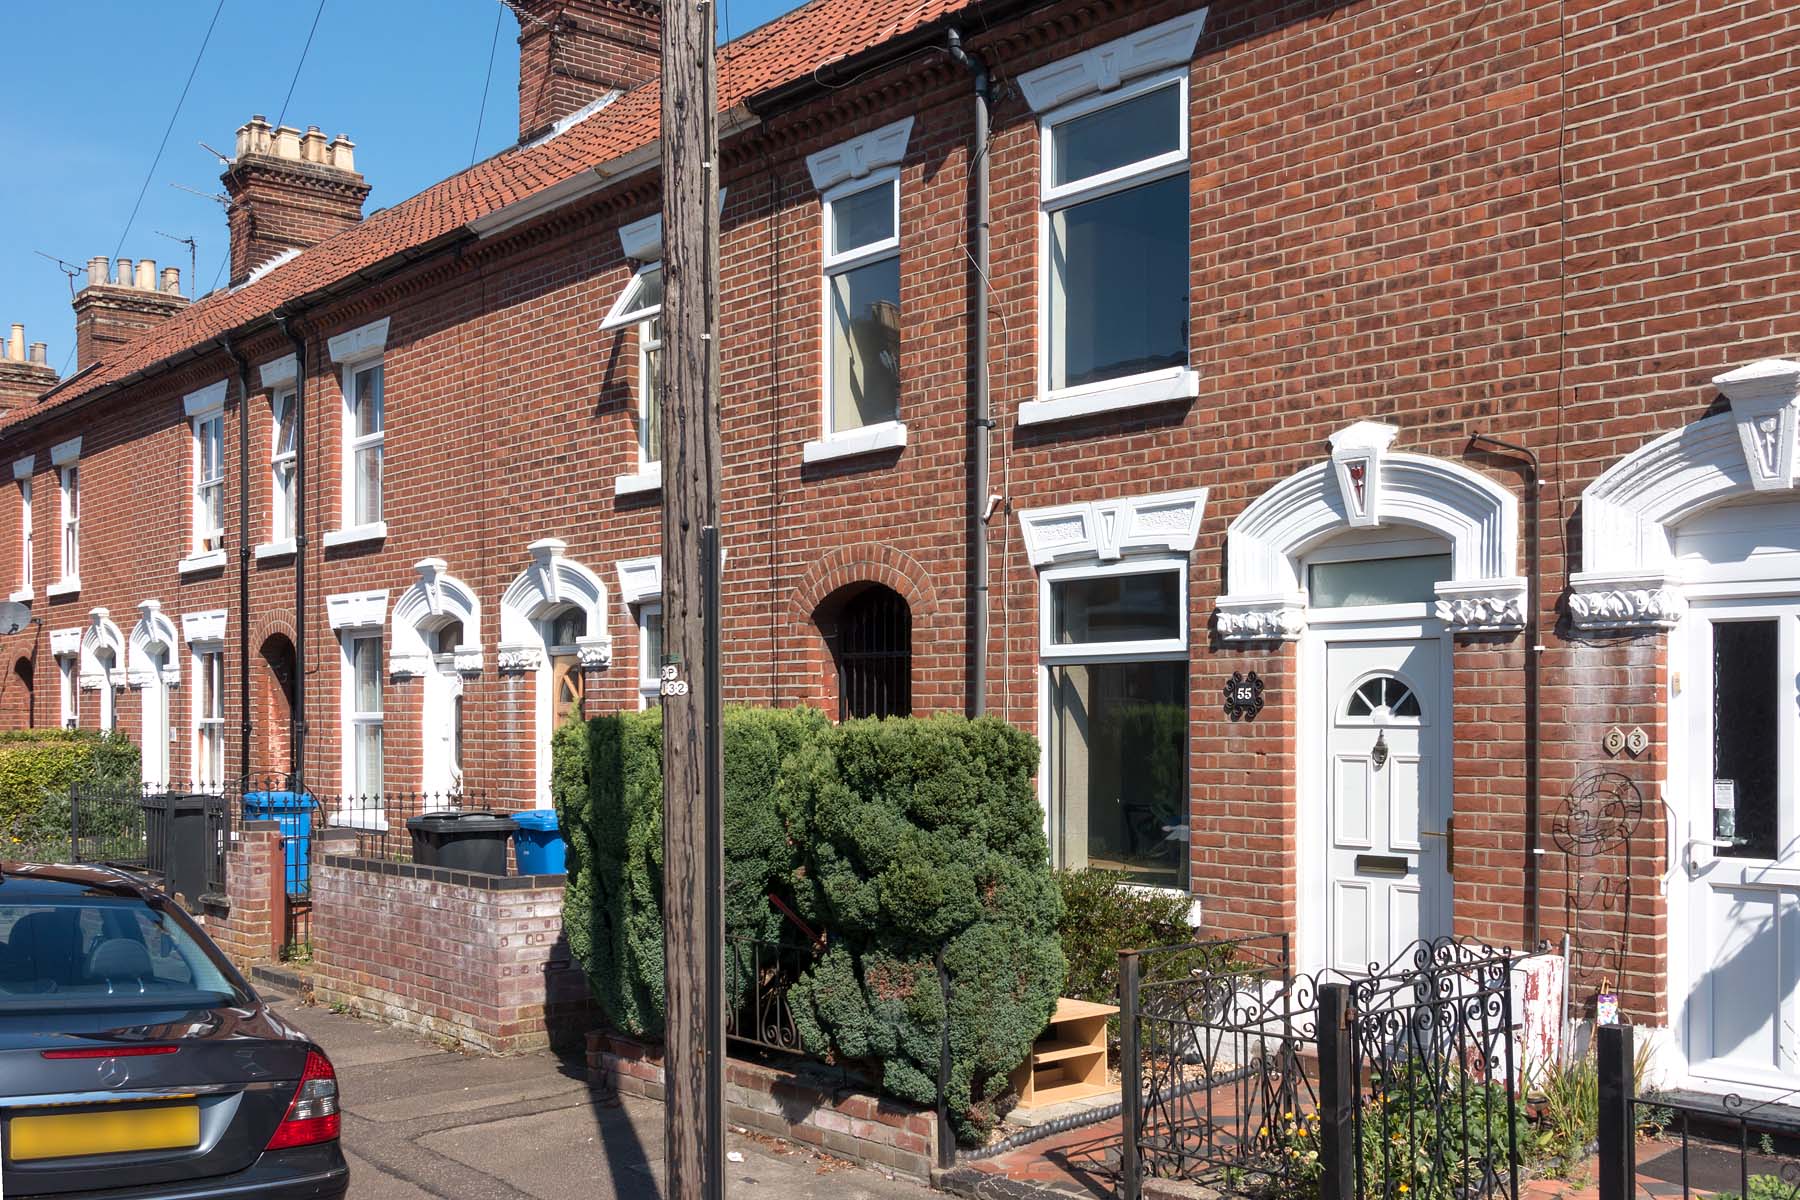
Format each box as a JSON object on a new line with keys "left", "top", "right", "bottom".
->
{"left": 1, "top": 0, "right": 805, "bottom": 375}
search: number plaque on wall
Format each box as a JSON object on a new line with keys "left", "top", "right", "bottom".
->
{"left": 1223, "top": 671, "right": 1265, "bottom": 722}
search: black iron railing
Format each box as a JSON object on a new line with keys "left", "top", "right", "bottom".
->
{"left": 724, "top": 935, "right": 812, "bottom": 1056}
{"left": 51, "top": 783, "right": 230, "bottom": 913}
{"left": 1598, "top": 1024, "right": 1800, "bottom": 1200}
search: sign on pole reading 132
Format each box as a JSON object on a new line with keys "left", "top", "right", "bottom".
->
{"left": 660, "top": 664, "right": 690, "bottom": 698}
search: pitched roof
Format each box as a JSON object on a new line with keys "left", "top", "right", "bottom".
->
{"left": 20, "top": 0, "right": 988, "bottom": 425}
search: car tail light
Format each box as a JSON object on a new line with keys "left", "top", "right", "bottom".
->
{"left": 265, "top": 1049, "right": 340, "bottom": 1150}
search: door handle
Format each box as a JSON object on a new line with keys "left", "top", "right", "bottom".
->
{"left": 1420, "top": 818, "right": 1455, "bottom": 878}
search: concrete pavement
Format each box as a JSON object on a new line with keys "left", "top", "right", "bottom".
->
{"left": 264, "top": 988, "right": 940, "bottom": 1199}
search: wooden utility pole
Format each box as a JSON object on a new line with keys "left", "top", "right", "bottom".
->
{"left": 659, "top": 0, "right": 725, "bottom": 1195}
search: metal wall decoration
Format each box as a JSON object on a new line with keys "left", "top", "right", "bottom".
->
{"left": 1553, "top": 768, "right": 1645, "bottom": 1002}
{"left": 1551, "top": 769, "right": 1644, "bottom": 857}
{"left": 1222, "top": 671, "right": 1264, "bottom": 721}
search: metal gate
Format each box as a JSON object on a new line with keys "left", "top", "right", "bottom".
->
{"left": 1120, "top": 935, "right": 1523, "bottom": 1200}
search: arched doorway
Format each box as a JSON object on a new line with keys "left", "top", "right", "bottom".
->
{"left": 816, "top": 583, "right": 912, "bottom": 720}
{"left": 7, "top": 657, "right": 31, "bottom": 729}
{"left": 258, "top": 634, "right": 297, "bottom": 781}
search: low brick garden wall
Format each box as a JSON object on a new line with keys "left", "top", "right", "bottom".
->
{"left": 309, "top": 844, "right": 594, "bottom": 1054}
{"left": 589, "top": 1032, "right": 941, "bottom": 1180}
{"left": 202, "top": 821, "right": 287, "bottom": 970}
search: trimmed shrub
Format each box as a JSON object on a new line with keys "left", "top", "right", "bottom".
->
{"left": 552, "top": 705, "right": 828, "bottom": 1038}
{"left": 2, "top": 731, "right": 143, "bottom": 854}
{"left": 554, "top": 708, "right": 1065, "bottom": 1145}
{"left": 1056, "top": 867, "right": 1197, "bottom": 1010}
{"left": 780, "top": 716, "right": 1064, "bottom": 1143}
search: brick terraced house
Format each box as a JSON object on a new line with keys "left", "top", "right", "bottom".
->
{"left": 1, "top": 0, "right": 1795, "bottom": 1101}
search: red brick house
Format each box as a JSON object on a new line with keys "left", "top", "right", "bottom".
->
{"left": 1, "top": 0, "right": 1795, "bottom": 1101}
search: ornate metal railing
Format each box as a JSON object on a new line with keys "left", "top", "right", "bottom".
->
{"left": 724, "top": 934, "right": 813, "bottom": 1057}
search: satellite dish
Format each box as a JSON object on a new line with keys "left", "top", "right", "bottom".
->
{"left": 0, "top": 601, "right": 32, "bottom": 637}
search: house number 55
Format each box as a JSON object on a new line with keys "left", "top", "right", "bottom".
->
{"left": 659, "top": 665, "right": 690, "bottom": 698}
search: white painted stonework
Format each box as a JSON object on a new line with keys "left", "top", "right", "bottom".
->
{"left": 1572, "top": 359, "right": 1800, "bottom": 630}
{"left": 79, "top": 609, "right": 125, "bottom": 691}
{"left": 1220, "top": 425, "right": 1523, "bottom": 641}
{"left": 1017, "top": 487, "right": 1208, "bottom": 568}
{"left": 1018, "top": 9, "right": 1209, "bottom": 112}
{"left": 389, "top": 558, "right": 482, "bottom": 678}
{"left": 805, "top": 118, "right": 914, "bottom": 192}
{"left": 325, "top": 592, "right": 386, "bottom": 633}
{"left": 127, "top": 600, "right": 181, "bottom": 688}
{"left": 499, "top": 539, "right": 611, "bottom": 674}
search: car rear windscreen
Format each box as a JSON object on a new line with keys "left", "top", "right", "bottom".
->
{"left": 0, "top": 897, "right": 250, "bottom": 1010}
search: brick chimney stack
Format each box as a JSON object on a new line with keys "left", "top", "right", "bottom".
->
{"left": 71, "top": 257, "right": 189, "bottom": 371}
{"left": 0, "top": 324, "right": 57, "bottom": 411}
{"left": 221, "top": 116, "right": 370, "bottom": 287}
{"left": 515, "top": 0, "right": 661, "bottom": 141}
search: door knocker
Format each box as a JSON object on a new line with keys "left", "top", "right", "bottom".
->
{"left": 1371, "top": 730, "right": 1389, "bottom": 770}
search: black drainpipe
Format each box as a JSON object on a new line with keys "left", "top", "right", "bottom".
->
{"left": 947, "top": 27, "right": 993, "bottom": 717}
{"left": 275, "top": 314, "right": 308, "bottom": 790}
{"left": 218, "top": 334, "right": 253, "bottom": 792}
{"left": 1470, "top": 432, "right": 1543, "bottom": 950}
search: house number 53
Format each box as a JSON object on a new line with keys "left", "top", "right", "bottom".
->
{"left": 659, "top": 665, "right": 690, "bottom": 698}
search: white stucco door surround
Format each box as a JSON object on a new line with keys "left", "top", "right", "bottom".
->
{"left": 1217, "top": 421, "right": 1526, "bottom": 979}
{"left": 1574, "top": 358, "right": 1800, "bottom": 1100}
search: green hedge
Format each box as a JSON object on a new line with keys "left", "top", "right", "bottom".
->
{"left": 2, "top": 731, "right": 143, "bottom": 855}
{"left": 1055, "top": 868, "right": 1197, "bottom": 1032}
{"left": 553, "top": 707, "right": 1064, "bottom": 1144}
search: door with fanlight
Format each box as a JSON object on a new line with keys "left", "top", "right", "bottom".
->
{"left": 1680, "top": 603, "right": 1800, "bottom": 1094}
{"left": 1323, "top": 639, "right": 1452, "bottom": 977}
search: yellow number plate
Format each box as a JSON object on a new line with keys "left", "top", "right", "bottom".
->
{"left": 8, "top": 1104, "right": 200, "bottom": 1162}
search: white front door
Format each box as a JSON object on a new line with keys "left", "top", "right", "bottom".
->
{"left": 1680, "top": 604, "right": 1800, "bottom": 1094}
{"left": 420, "top": 661, "right": 464, "bottom": 797}
{"left": 1323, "top": 638, "right": 1452, "bottom": 976}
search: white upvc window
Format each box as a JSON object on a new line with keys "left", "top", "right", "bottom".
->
{"left": 345, "top": 633, "right": 384, "bottom": 796}
{"left": 59, "top": 465, "right": 79, "bottom": 585}
{"left": 324, "top": 318, "right": 389, "bottom": 547}
{"left": 346, "top": 363, "right": 384, "bottom": 528}
{"left": 271, "top": 387, "right": 297, "bottom": 542}
{"left": 821, "top": 172, "right": 901, "bottom": 438}
{"left": 193, "top": 645, "right": 225, "bottom": 789}
{"left": 1040, "top": 556, "right": 1190, "bottom": 892}
{"left": 16, "top": 467, "right": 31, "bottom": 598}
{"left": 602, "top": 262, "right": 664, "bottom": 475}
{"left": 193, "top": 412, "right": 225, "bottom": 552}
{"left": 637, "top": 601, "right": 663, "bottom": 708}
{"left": 58, "top": 654, "right": 77, "bottom": 729}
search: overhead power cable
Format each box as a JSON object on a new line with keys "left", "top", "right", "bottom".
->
{"left": 276, "top": 0, "right": 329, "bottom": 131}
{"left": 112, "top": 0, "right": 228, "bottom": 261}
{"left": 472, "top": 3, "right": 504, "bottom": 164}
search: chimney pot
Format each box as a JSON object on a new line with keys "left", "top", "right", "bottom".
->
{"left": 272, "top": 125, "right": 301, "bottom": 160}
{"left": 301, "top": 126, "right": 327, "bottom": 163}
{"left": 115, "top": 258, "right": 132, "bottom": 287}
{"left": 327, "top": 135, "right": 355, "bottom": 172}
{"left": 221, "top": 116, "right": 369, "bottom": 286}
{"left": 161, "top": 266, "right": 181, "bottom": 294}
{"left": 87, "top": 257, "right": 108, "bottom": 288}
{"left": 73, "top": 251, "right": 188, "bottom": 368}
{"left": 134, "top": 259, "right": 156, "bottom": 290}
{"left": 7, "top": 325, "right": 23, "bottom": 362}
{"left": 28, "top": 343, "right": 46, "bottom": 366}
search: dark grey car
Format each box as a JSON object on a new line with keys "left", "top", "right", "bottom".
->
{"left": 0, "top": 862, "right": 348, "bottom": 1198}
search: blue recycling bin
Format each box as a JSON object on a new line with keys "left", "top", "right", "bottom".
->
{"left": 512, "top": 809, "right": 567, "bottom": 876}
{"left": 242, "top": 791, "right": 317, "bottom": 897}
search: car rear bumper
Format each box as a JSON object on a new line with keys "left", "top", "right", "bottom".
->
{"left": 8, "top": 1143, "right": 348, "bottom": 1199}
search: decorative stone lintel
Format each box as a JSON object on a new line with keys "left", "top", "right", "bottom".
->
{"left": 388, "top": 654, "right": 432, "bottom": 680}
{"left": 1568, "top": 571, "right": 1686, "bottom": 632}
{"left": 1433, "top": 578, "right": 1527, "bottom": 634}
{"left": 497, "top": 644, "right": 543, "bottom": 674}
{"left": 1717, "top": 358, "right": 1800, "bottom": 492}
{"left": 1215, "top": 594, "right": 1306, "bottom": 642}
{"left": 452, "top": 649, "right": 483, "bottom": 676}
{"left": 576, "top": 635, "right": 613, "bottom": 669}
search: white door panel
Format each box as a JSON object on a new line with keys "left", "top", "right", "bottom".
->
{"left": 1323, "top": 638, "right": 1451, "bottom": 977}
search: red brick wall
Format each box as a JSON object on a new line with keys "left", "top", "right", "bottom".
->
{"left": 310, "top": 856, "right": 593, "bottom": 1053}
{"left": 204, "top": 822, "right": 287, "bottom": 971}
{"left": 0, "top": 0, "right": 1791, "bottom": 1028}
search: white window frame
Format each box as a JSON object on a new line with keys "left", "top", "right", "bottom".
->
{"left": 636, "top": 601, "right": 663, "bottom": 708}
{"left": 13, "top": 455, "right": 33, "bottom": 603}
{"left": 325, "top": 318, "right": 389, "bottom": 548}
{"left": 58, "top": 653, "right": 77, "bottom": 729}
{"left": 47, "top": 437, "right": 80, "bottom": 596}
{"left": 192, "top": 644, "right": 225, "bottom": 790}
{"left": 816, "top": 171, "right": 904, "bottom": 448}
{"left": 1038, "top": 556, "right": 1190, "bottom": 663}
{"left": 603, "top": 262, "right": 665, "bottom": 494}
{"left": 179, "top": 383, "right": 229, "bottom": 572}
{"left": 343, "top": 632, "right": 385, "bottom": 800}
{"left": 1027, "top": 66, "right": 1200, "bottom": 425}
{"left": 269, "top": 386, "right": 298, "bottom": 549}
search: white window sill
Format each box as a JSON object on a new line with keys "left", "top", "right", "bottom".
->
{"left": 322, "top": 522, "right": 388, "bottom": 550}
{"left": 178, "top": 549, "right": 227, "bottom": 576}
{"left": 614, "top": 464, "right": 662, "bottom": 496}
{"left": 1019, "top": 367, "right": 1199, "bottom": 426}
{"left": 801, "top": 420, "right": 908, "bottom": 465}
{"left": 45, "top": 579, "right": 80, "bottom": 599}
{"left": 8, "top": 587, "right": 31, "bottom": 604}
{"left": 255, "top": 539, "right": 297, "bottom": 562}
